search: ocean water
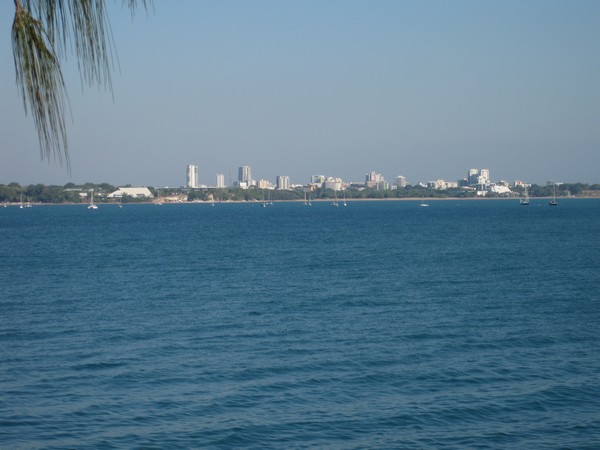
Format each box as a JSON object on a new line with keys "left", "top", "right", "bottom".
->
{"left": 1, "top": 199, "right": 600, "bottom": 449}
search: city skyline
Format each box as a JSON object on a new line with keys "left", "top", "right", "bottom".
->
{"left": 1, "top": 1, "right": 599, "bottom": 186}
{"left": 1, "top": 160, "right": 594, "bottom": 191}
{"left": 174, "top": 164, "right": 562, "bottom": 191}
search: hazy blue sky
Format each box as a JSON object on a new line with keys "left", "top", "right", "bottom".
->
{"left": 1, "top": 0, "right": 599, "bottom": 187}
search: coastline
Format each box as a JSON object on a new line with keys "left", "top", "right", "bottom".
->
{"left": 4, "top": 196, "right": 599, "bottom": 207}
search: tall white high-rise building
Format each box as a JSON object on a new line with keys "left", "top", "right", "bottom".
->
{"left": 276, "top": 176, "right": 290, "bottom": 190}
{"left": 216, "top": 174, "right": 225, "bottom": 188}
{"left": 238, "top": 166, "right": 251, "bottom": 183}
{"left": 395, "top": 176, "right": 407, "bottom": 188}
{"left": 479, "top": 169, "right": 490, "bottom": 185}
{"left": 186, "top": 165, "right": 198, "bottom": 188}
{"left": 468, "top": 168, "right": 490, "bottom": 189}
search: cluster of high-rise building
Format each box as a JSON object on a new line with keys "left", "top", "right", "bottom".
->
{"left": 185, "top": 164, "right": 516, "bottom": 196}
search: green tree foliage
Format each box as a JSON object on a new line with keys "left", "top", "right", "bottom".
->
{"left": 187, "top": 190, "right": 209, "bottom": 202}
{"left": 10, "top": 0, "right": 151, "bottom": 167}
{"left": 3, "top": 182, "right": 599, "bottom": 205}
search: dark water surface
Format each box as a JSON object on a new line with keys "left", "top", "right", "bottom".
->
{"left": 2, "top": 199, "right": 600, "bottom": 448}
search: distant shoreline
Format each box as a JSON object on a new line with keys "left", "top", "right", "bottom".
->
{"left": 4, "top": 196, "right": 599, "bottom": 207}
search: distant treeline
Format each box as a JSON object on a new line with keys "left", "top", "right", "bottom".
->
{"left": 1, "top": 182, "right": 599, "bottom": 204}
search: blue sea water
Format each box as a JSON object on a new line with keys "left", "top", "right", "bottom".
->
{"left": 1, "top": 199, "right": 600, "bottom": 449}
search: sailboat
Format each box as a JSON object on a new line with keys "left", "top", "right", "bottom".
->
{"left": 19, "top": 193, "right": 24, "bottom": 209}
{"left": 520, "top": 185, "right": 530, "bottom": 205}
{"left": 549, "top": 184, "right": 558, "bottom": 206}
{"left": 261, "top": 190, "right": 268, "bottom": 207}
{"left": 342, "top": 191, "right": 347, "bottom": 207}
{"left": 420, "top": 198, "right": 429, "bottom": 207}
{"left": 332, "top": 192, "right": 339, "bottom": 207}
{"left": 155, "top": 189, "right": 163, "bottom": 205}
{"left": 88, "top": 190, "right": 98, "bottom": 209}
{"left": 303, "top": 191, "right": 312, "bottom": 206}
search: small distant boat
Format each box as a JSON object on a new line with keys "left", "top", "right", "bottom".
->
{"left": 549, "top": 184, "right": 558, "bottom": 206}
{"left": 342, "top": 191, "right": 347, "bottom": 207}
{"left": 303, "top": 192, "right": 312, "bottom": 206}
{"left": 420, "top": 199, "right": 429, "bottom": 207}
{"left": 520, "top": 185, "right": 530, "bottom": 205}
{"left": 155, "top": 189, "right": 163, "bottom": 205}
{"left": 88, "top": 190, "right": 98, "bottom": 210}
{"left": 261, "top": 190, "right": 268, "bottom": 207}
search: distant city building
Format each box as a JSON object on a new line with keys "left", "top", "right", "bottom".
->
{"left": 395, "top": 176, "right": 407, "bottom": 188}
{"left": 428, "top": 179, "right": 447, "bottom": 190}
{"left": 108, "top": 187, "right": 153, "bottom": 198}
{"left": 478, "top": 169, "right": 490, "bottom": 187}
{"left": 324, "top": 177, "right": 343, "bottom": 191}
{"left": 216, "top": 174, "right": 225, "bottom": 188}
{"left": 239, "top": 165, "right": 252, "bottom": 183}
{"left": 468, "top": 168, "right": 480, "bottom": 185}
{"left": 490, "top": 184, "right": 512, "bottom": 194}
{"left": 366, "top": 171, "right": 386, "bottom": 189}
{"left": 468, "top": 168, "right": 490, "bottom": 188}
{"left": 276, "top": 176, "right": 290, "bottom": 190}
{"left": 186, "top": 165, "right": 198, "bottom": 188}
{"left": 257, "top": 179, "right": 274, "bottom": 189}
{"left": 311, "top": 175, "right": 325, "bottom": 185}
{"left": 427, "top": 180, "right": 458, "bottom": 190}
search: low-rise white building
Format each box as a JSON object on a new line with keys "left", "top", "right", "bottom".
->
{"left": 489, "top": 184, "right": 512, "bottom": 195}
{"left": 257, "top": 179, "right": 274, "bottom": 189}
{"left": 108, "top": 187, "right": 153, "bottom": 198}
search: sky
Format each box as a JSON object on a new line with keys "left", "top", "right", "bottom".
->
{"left": 1, "top": 0, "right": 599, "bottom": 187}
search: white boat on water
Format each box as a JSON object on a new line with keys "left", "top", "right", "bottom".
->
{"left": 155, "top": 189, "right": 163, "bottom": 205}
{"left": 520, "top": 185, "right": 530, "bottom": 205}
{"left": 303, "top": 192, "right": 312, "bottom": 206}
{"left": 88, "top": 190, "right": 98, "bottom": 209}
{"left": 549, "top": 184, "right": 558, "bottom": 206}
